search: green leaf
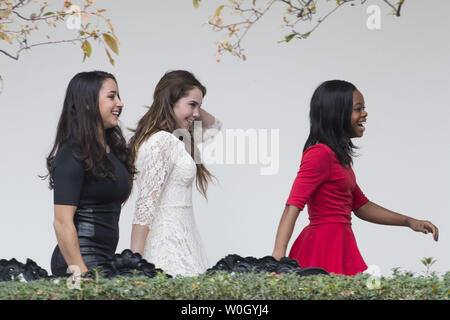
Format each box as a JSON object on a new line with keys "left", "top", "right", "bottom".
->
{"left": 284, "top": 33, "right": 296, "bottom": 42}
{"left": 43, "top": 12, "right": 55, "bottom": 16}
{"left": 103, "top": 33, "right": 119, "bottom": 55}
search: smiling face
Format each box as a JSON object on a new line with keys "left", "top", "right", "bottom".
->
{"left": 172, "top": 87, "right": 203, "bottom": 130}
{"left": 349, "top": 89, "right": 368, "bottom": 138}
{"left": 98, "top": 78, "right": 123, "bottom": 129}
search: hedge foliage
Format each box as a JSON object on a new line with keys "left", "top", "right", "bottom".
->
{"left": 0, "top": 268, "right": 448, "bottom": 300}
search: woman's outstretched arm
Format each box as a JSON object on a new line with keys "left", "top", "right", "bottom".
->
{"left": 272, "top": 205, "right": 301, "bottom": 260}
{"left": 354, "top": 201, "right": 439, "bottom": 241}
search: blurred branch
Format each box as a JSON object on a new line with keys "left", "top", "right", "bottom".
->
{"left": 383, "top": 0, "right": 405, "bottom": 16}
{"left": 0, "top": 0, "right": 119, "bottom": 94}
{"left": 196, "top": 0, "right": 407, "bottom": 61}
{"left": 0, "top": 0, "right": 118, "bottom": 63}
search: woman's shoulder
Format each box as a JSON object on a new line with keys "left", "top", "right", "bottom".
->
{"left": 53, "top": 144, "right": 84, "bottom": 174}
{"left": 137, "top": 130, "right": 183, "bottom": 157}
{"left": 300, "top": 143, "right": 334, "bottom": 172}
{"left": 144, "top": 130, "right": 182, "bottom": 146}
{"left": 303, "top": 143, "right": 334, "bottom": 158}
{"left": 54, "top": 144, "right": 82, "bottom": 163}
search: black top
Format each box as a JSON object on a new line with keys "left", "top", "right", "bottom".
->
{"left": 50, "top": 144, "right": 130, "bottom": 276}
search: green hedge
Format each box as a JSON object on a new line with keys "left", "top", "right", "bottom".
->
{"left": 0, "top": 269, "right": 448, "bottom": 300}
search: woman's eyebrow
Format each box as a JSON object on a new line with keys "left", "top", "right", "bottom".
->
{"left": 108, "top": 90, "right": 117, "bottom": 94}
{"left": 189, "top": 100, "right": 201, "bottom": 106}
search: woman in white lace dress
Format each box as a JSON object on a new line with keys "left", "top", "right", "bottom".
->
{"left": 128, "top": 70, "right": 221, "bottom": 276}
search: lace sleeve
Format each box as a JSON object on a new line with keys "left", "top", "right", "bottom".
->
{"left": 132, "top": 132, "right": 179, "bottom": 226}
{"left": 197, "top": 118, "right": 222, "bottom": 144}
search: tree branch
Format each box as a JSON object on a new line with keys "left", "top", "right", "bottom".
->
{"left": 15, "top": 36, "right": 94, "bottom": 58}
{"left": 396, "top": 0, "right": 405, "bottom": 16}
{"left": 382, "top": 0, "right": 397, "bottom": 12}
{"left": 11, "top": 0, "right": 31, "bottom": 11}
{"left": 0, "top": 48, "right": 18, "bottom": 60}
{"left": 201, "top": 0, "right": 408, "bottom": 61}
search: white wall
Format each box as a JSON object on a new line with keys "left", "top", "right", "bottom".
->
{"left": 0, "top": 0, "right": 448, "bottom": 277}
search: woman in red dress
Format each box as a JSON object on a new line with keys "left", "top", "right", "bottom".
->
{"left": 272, "top": 80, "right": 439, "bottom": 276}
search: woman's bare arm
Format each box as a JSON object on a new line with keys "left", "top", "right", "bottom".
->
{"left": 130, "top": 224, "right": 150, "bottom": 255}
{"left": 354, "top": 201, "right": 439, "bottom": 241}
{"left": 53, "top": 205, "right": 88, "bottom": 274}
{"left": 272, "top": 205, "right": 301, "bottom": 260}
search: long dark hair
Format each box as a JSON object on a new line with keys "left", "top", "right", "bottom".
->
{"left": 43, "top": 71, "right": 136, "bottom": 201}
{"left": 128, "top": 70, "right": 214, "bottom": 199}
{"left": 303, "top": 80, "right": 359, "bottom": 167}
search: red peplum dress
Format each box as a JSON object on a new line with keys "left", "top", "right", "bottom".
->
{"left": 286, "top": 143, "right": 369, "bottom": 276}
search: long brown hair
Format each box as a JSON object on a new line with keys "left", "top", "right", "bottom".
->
{"left": 43, "top": 71, "right": 136, "bottom": 202}
{"left": 128, "top": 70, "right": 214, "bottom": 198}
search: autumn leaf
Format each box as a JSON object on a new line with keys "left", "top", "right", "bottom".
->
{"left": 0, "top": 9, "right": 12, "bottom": 19}
{"left": 214, "top": 5, "right": 224, "bottom": 17}
{"left": 105, "top": 47, "right": 115, "bottom": 66}
{"left": 81, "top": 39, "right": 92, "bottom": 60}
{"left": 0, "top": 32, "right": 13, "bottom": 44}
{"left": 193, "top": 0, "right": 202, "bottom": 8}
{"left": 103, "top": 33, "right": 119, "bottom": 55}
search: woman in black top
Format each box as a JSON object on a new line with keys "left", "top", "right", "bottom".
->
{"left": 44, "top": 71, "right": 135, "bottom": 277}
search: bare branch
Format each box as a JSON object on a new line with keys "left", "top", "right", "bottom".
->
{"left": 396, "top": 0, "right": 405, "bottom": 16}
{"left": 199, "top": 0, "right": 407, "bottom": 61}
{"left": 0, "top": 48, "right": 18, "bottom": 60}
{"left": 15, "top": 35, "right": 96, "bottom": 57}
{"left": 11, "top": 0, "right": 31, "bottom": 11}
{"left": 382, "top": 0, "right": 397, "bottom": 12}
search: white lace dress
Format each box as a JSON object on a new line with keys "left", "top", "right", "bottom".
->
{"left": 132, "top": 120, "right": 222, "bottom": 276}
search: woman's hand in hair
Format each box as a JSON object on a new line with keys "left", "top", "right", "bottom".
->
{"left": 406, "top": 218, "right": 439, "bottom": 241}
{"left": 198, "top": 109, "right": 216, "bottom": 128}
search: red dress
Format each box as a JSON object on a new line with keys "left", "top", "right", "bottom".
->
{"left": 286, "top": 143, "right": 369, "bottom": 276}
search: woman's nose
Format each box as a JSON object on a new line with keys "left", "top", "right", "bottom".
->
{"left": 193, "top": 107, "right": 200, "bottom": 118}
